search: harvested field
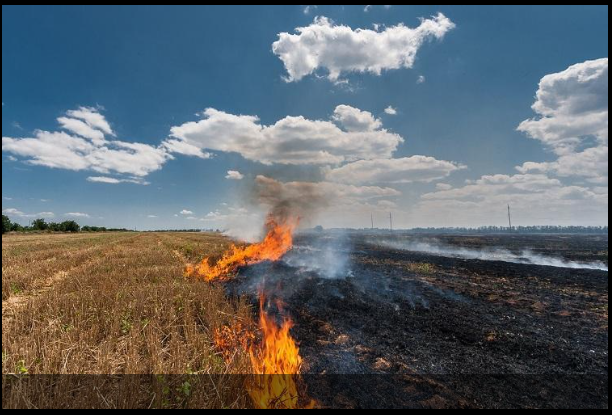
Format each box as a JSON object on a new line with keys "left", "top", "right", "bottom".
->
{"left": 2, "top": 232, "right": 254, "bottom": 408}
{"left": 2, "top": 232, "right": 608, "bottom": 408}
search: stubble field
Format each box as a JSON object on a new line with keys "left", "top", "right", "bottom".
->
{"left": 2, "top": 232, "right": 256, "bottom": 408}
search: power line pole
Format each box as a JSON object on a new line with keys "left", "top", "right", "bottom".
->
{"left": 507, "top": 204, "right": 512, "bottom": 231}
{"left": 371, "top": 213, "right": 374, "bottom": 230}
{"left": 389, "top": 212, "right": 393, "bottom": 231}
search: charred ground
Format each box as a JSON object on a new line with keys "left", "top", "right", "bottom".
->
{"left": 230, "top": 233, "right": 608, "bottom": 408}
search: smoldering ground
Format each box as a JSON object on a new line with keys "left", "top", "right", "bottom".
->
{"left": 236, "top": 233, "right": 607, "bottom": 407}
{"left": 370, "top": 236, "right": 608, "bottom": 271}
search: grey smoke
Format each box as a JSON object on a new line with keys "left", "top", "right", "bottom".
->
{"left": 281, "top": 233, "right": 351, "bottom": 279}
{"left": 376, "top": 239, "right": 608, "bottom": 271}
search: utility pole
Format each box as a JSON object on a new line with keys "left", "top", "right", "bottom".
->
{"left": 371, "top": 213, "right": 374, "bottom": 230}
{"left": 389, "top": 212, "right": 393, "bottom": 232}
{"left": 507, "top": 204, "right": 512, "bottom": 231}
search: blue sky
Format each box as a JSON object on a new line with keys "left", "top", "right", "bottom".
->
{"left": 2, "top": 5, "right": 608, "bottom": 232}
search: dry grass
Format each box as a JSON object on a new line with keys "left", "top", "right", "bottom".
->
{"left": 2, "top": 232, "right": 257, "bottom": 408}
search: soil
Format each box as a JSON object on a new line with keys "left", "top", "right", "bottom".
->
{"left": 228, "top": 233, "right": 608, "bottom": 408}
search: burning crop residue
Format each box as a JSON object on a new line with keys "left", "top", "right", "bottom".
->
{"left": 247, "top": 296, "right": 315, "bottom": 409}
{"left": 213, "top": 297, "right": 315, "bottom": 409}
{"left": 186, "top": 212, "right": 315, "bottom": 409}
{"left": 185, "top": 215, "right": 298, "bottom": 281}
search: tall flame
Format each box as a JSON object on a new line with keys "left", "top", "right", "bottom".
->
{"left": 185, "top": 215, "right": 298, "bottom": 281}
{"left": 247, "top": 296, "right": 314, "bottom": 409}
{"left": 188, "top": 214, "right": 314, "bottom": 408}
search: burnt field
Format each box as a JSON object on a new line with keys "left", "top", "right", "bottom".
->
{"left": 230, "top": 233, "right": 609, "bottom": 408}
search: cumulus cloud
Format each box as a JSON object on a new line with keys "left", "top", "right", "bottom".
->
{"left": 332, "top": 105, "right": 382, "bottom": 132}
{"left": 324, "top": 156, "right": 465, "bottom": 184}
{"left": 2, "top": 208, "right": 55, "bottom": 219}
{"left": 417, "top": 75, "right": 426, "bottom": 84}
{"left": 384, "top": 106, "right": 397, "bottom": 115}
{"left": 516, "top": 58, "right": 608, "bottom": 184}
{"left": 516, "top": 145, "right": 608, "bottom": 185}
{"left": 414, "top": 173, "right": 608, "bottom": 227}
{"left": 162, "top": 139, "right": 211, "bottom": 159}
{"left": 180, "top": 209, "right": 194, "bottom": 215}
{"left": 65, "top": 212, "right": 90, "bottom": 218}
{"left": 517, "top": 58, "right": 607, "bottom": 154}
{"left": 410, "top": 58, "right": 609, "bottom": 227}
{"left": 2, "top": 107, "right": 170, "bottom": 182}
{"left": 225, "top": 170, "right": 244, "bottom": 180}
{"left": 165, "top": 105, "right": 403, "bottom": 165}
{"left": 272, "top": 13, "right": 455, "bottom": 82}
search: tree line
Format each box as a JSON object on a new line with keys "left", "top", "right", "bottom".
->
{"left": 2, "top": 216, "right": 131, "bottom": 234}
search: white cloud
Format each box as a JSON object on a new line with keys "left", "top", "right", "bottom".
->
{"left": 516, "top": 145, "right": 608, "bottom": 185}
{"left": 331, "top": 105, "right": 382, "bottom": 131}
{"left": 517, "top": 58, "right": 607, "bottom": 154}
{"left": 225, "top": 170, "right": 244, "bottom": 180}
{"left": 3, "top": 107, "right": 170, "bottom": 182}
{"left": 66, "top": 107, "right": 114, "bottom": 136}
{"left": 324, "top": 156, "right": 465, "bottom": 185}
{"left": 86, "top": 176, "right": 150, "bottom": 185}
{"left": 180, "top": 209, "right": 194, "bottom": 215}
{"left": 422, "top": 174, "right": 564, "bottom": 201}
{"left": 2, "top": 196, "right": 13, "bottom": 201}
{"left": 65, "top": 212, "right": 90, "bottom": 218}
{"left": 417, "top": 75, "right": 426, "bottom": 84}
{"left": 2, "top": 208, "right": 55, "bottom": 219}
{"left": 415, "top": 173, "right": 607, "bottom": 227}
{"left": 272, "top": 13, "right": 455, "bottom": 82}
{"left": 166, "top": 105, "right": 403, "bottom": 165}
{"left": 384, "top": 106, "right": 397, "bottom": 115}
{"left": 147, "top": 215, "right": 158, "bottom": 219}
{"left": 409, "top": 58, "right": 609, "bottom": 227}
{"left": 364, "top": 5, "right": 391, "bottom": 13}
{"left": 162, "top": 139, "right": 211, "bottom": 159}
{"left": 435, "top": 183, "right": 452, "bottom": 191}
{"left": 302, "top": 5, "right": 316, "bottom": 15}
{"left": 57, "top": 116, "right": 106, "bottom": 145}
{"left": 516, "top": 58, "right": 608, "bottom": 185}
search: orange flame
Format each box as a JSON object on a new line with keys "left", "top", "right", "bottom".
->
{"left": 189, "top": 214, "right": 314, "bottom": 408}
{"left": 212, "top": 297, "right": 315, "bottom": 409}
{"left": 186, "top": 215, "right": 298, "bottom": 281}
{"left": 247, "top": 296, "right": 315, "bottom": 409}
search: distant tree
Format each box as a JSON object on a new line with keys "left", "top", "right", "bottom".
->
{"left": 2, "top": 215, "right": 11, "bottom": 234}
{"left": 10, "top": 222, "right": 24, "bottom": 232}
{"left": 60, "top": 220, "right": 80, "bottom": 233}
{"left": 31, "top": 218, "right": 49, "bottom": 231}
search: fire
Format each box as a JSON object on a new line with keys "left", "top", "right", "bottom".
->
{"left": 247, "top": 296, "right": 315, "bottom": 409}
{"left": 190, "top": 214, "right": 314, "bottom": 408}
{"left": 185, "top": 215, "right": 298, "bottom": 281}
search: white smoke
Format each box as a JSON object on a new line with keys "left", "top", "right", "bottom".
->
{"left": 282, "top": 233, "right": 351, "bottom": 279}
{"left": 376, "top": 239, "right": 608, "bottom": 271}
